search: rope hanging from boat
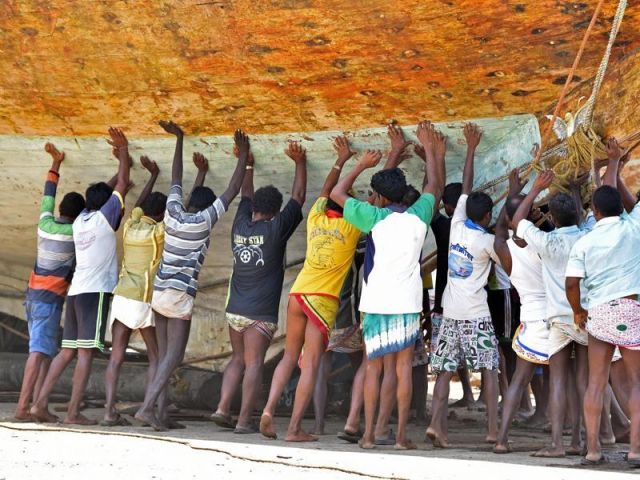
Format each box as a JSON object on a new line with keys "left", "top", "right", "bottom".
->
{"left": 477, "top": 0, "right": 627, "bottom": 195}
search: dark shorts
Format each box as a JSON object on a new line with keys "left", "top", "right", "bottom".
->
{"left": 25, "top": 300, "right": 62, "bottom": 357}
{"left": 62, "top": 292, "right": 111, "bottom": 352}
{"left": 487, "top": 288, "right": 521, "bottom": 342}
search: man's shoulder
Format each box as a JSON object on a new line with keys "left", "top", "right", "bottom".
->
{"left": 40, "top": 216, "right": 74, "bottom": 236}
{"left": 571, "top": 228, "right": 595, "bottom": 251}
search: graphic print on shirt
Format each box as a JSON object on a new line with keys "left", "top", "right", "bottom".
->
{"left": 232, "top": 233, "right": 265, "bottom": 266}
{"left": 75, "top": 228, "right": 97, "bottom": 251}
{"left": 309, "top": 227, "right": 346, "bottom": 269}
{"left": 448, "top": 242, "right": 474, "bottom": 279}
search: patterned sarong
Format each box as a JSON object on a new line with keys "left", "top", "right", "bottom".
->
{"left": 226, "top": 313, "right": 278, "bottom": 341}
{"left": 362, "top": 313, "right": 420, "bottom": 360}
{"left": 512, "top": 319, "right": 550, "bottom": 365}
{"left": 328, "top": 324, "right": 363, "bottom": 353}
{"left": 588, "top": 298, "right": 640, "bottom": 350}
{"left": 430, "top": 312, "right": 443, "bottom": 355}
{"left": 430, "top": 316, "right": 499, "bottom": 373}
{"left": 290, "top": 294, "right": 339, "bottom": 346}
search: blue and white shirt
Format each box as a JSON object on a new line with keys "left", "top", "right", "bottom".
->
{"left": 442, "top": 194, "right": 500, "bottom": 320}
{"left": 154, "top": 184, "right": 226, "bottom": 298}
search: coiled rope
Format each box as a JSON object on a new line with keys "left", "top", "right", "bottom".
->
{"left": 477, "top": 0, "right": 628, "bottom": 196}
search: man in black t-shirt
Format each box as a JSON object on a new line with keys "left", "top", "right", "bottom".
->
{"left": 211, "top": 142, "right": 307, "bottom": 433}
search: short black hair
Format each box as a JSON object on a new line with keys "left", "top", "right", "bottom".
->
{"left": 370, "top": 168, "right": 407, "bottom": 203}
{"left": 141, "top": 191, "right": 167, "bottom": 218}
{"left": 59, "top": 192, "right": 85, "bottom": 219}
{"left": 326, "top": 197, "right": 344, "bottom": 214}
{"left": 592, "top": 185, "right": 623, "bottom": 217}
{"left": 253, "top": 185, "right": 283, "bottom": 216}
{"left": 505, "top": 194, "right": 525, "bottom": 220}
{"left": 466, "top": 192, "right": 493, "bottom": 222}
{"left": 85, "top": 182, "right": 113, "bottom": 211}
{"left": 402, "top": 185, "right": 420, "bottom": 207}
{"left": 443, "top": 182, "right": 462, "bottom": 208}
{"left": 188, "top": 186, "right": 216, "bottom": 211}
{"left": 548, "top": 193, "right": 579, "bottom": 227}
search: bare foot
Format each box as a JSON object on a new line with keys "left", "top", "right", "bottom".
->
{"left": 394, "top": 439, "right": 417, "bottom": 450}
{"left": 359, "top": 438, "right": 376, "bottom": 449}
{"left": 524, "top": 413, "right": 548, "bottom": 428}
{"left": 584, "top": 451, "right": 603, "bottom": 463}
{"left": 29, "top": 405, "right": 59, "bottom": 423}
{"left": 13, "top": 409, "right": 32, "bottom": 422}
{"left": 285, "top": 430, "right": 319, "bottom": 442}
{"left": 103, "top": 411, "right": 119, "bottom": 424}
{"left": 600, "top": 434, "right": 616, "bottom": 446}
{"left": 135, "top": 410, "right": 166, "bottom": 432}
{"left": 566, "top": 445, "right": 583, "bottom": 456}
{"left": 531, "top": 446, "right": 565, "bottom": 458}
{"left": 260, "top": 413, "right": 277, "bottom": 439}
{"left": 485, "top": 434, "right": 497, "bottom": 444}
{"left": 451, "top": 397, "right": 474, "bottom": 408}
{"left": 426, "top": 427, "right": 450, "bottom": 448}
{"left": 163, "top": 418, "right": 186, "bottom": 430}
{"left": 64, "top": 413, "right": 97, "bottom": 426}
{"left": 493, "top": 443, "right": 511, "bottom": 454}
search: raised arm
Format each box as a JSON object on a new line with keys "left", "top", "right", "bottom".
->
{"left": 493, "top": 206, "right": 512, "bottom": 275}
{"left": 507, "top": 167, "right": 529, "bottom": 199}
{"left": 330, "top": 150, "right": 382, "bottom": 207}
{"left": 284, "top": 141, "right": 308, "bottom": 206}
{"left": 158, "top": 120, "right": 184, "bottom": 187}
{"left": 567, "top": 172, "right": 589, "bottom": 225}
{"left": 320, "top": 136, "right": 355, "bottom": 199}
{"left": 461, "top": 123, "right": 482, "bottom": 195}
{"left": 135, "top": 156, "right": 160, "bottom": 208}
{"left": 385, "top": 124, "right": 410, "bottom": 169}
{"left": 512, "top": 170, "right": 554, "bottom": 231}
{"left": 107, "top": 147, "right": 133, "bottom": 189}
{"left": 616, "top": 153, "right": 637, "bottom": 212}
{"left": 603, "top": 137, "right": 622, "bottom": 188}
{"left": 190, "top": 152, "right": 209, "bottom": 197}
{"left": 106, "top": 127, "right": 131, "bottom": 198}
{"left": 219, "top": 129, "right": 249, "bottom": 207}
{"left": 236, "top": 145, "right": 255, "bottom": 199}
{"left": 44, "top": 142, "right": 65, "bottom": 176}
{"left": 416, "top": 121, "right": 446, "bottom": 205}
{"left": 41, "top": 143, "right": 65, "bottom": 216}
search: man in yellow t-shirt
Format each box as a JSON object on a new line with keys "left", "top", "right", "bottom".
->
{"left": 260, "top": 136, "right": 360, "bottom": 443}
{"left": 289, "top": 196, "right": 361, "bottom": 337}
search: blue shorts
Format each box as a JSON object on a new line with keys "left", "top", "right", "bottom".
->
{"left": 25, "top": 300, "right": 62, "bottom": 357}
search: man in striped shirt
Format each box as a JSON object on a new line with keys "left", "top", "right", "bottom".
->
{"left": 14, "top": 143, "right": 85, "bottom": 421}
{"left": 31, "top": 128, "right": 131, "bottom": 425}
{"left": 135, "top": 121, "right": 250, "bottom": 430}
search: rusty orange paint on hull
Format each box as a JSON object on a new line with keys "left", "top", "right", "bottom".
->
{"left": 0, "top": 0, "right": 639, "bottom": 136}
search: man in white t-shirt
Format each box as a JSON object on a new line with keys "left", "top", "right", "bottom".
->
{"left": 31, "top": 127, "right": 131, "bottom": 425}
{"left": 332, "top": 121, "right": 444, "bottom": 450}
{"left": 512, "top": 169, "right": 594, "bottom": 457}
{"left": 492, "top": 193, "right": 550, "bottom": 453}
{"left": 427, "top": 123, "right": 501, "bottom": 447}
